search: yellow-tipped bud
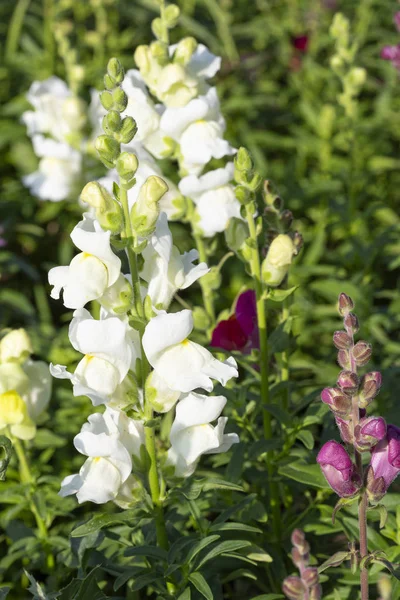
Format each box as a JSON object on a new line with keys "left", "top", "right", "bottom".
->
{"left": 81, "top": 182, "right": 123, "bottom": 233}
{"left": 261, "top": 234, "right": 297, "bottom": 287}
{"left": 131, "top": 176, "right": 168, "bottom": 237}
{"left": 0, "top": 329, "right": 32, "bottom": 364}
{"left": 0, "top": 390, "right": 36, "bottom": 440}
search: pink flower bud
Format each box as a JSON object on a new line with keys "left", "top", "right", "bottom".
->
{"left": 317, "top": 440, "right": 362, "bottom": 498}
{"left": 283, "top": 576, "right": 308, "bottom": 600}
{"left": 309, "top": 584, "right": 322, "bottom": 600}
{"left": 337, "top": 349, "right": 351, "bottom": 369}
{"left": 335, "top": 416, "right": 354, "bottom": 444}
{"left": 321, "top": 388, "right": 352, "bottom": 418}
{"left": 344, "top": 313, "right": 359, "bottom": 334}
{"left": 352, "top": 341, "right": 372, "bottom": 367}
{"left": 337, "top": 370, "right": 359, "bottom": 396}
{"left": 338, "top": 293, "right": 354, "bottom": 316}
{"left": 333, "top": 331, "right": 351, "bottom": 350}
{"left": 359, "top": 371, "right": 382, "bottom": 407}
{"left": 302, "top": 567, "right": 319, "bottom": 587}
{"left": 355, "top": 416, "right": 386, "bottom": 452}
{"left": 291, "top": 528, "right": 306, "bottom": 549}
{"left": 368, "top": 425, "right": 400, "bottom": 500}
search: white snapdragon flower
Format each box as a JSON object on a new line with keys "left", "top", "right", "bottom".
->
{"left": 0, "top": 361, "right": 51, "bottom": 421}
{"left": 0, "top": 329, "right": 32, "bottom": 363}
{"left": 48, "top": 213, "right": 121, "bottom": 308}
{"left": 179, "top": 163, "right": 240, "bottom": 237}
{"left": 142, "top": 310, "right": 238, "bottom": 393}
{"left": 98, "top": 155, "right": 183, "bottom": 221}
{"left": 160, "top": 88, "right": 235, "bottom": 174}
{"left": 169, "top": 43, "right": 221, "bottom": 81}
{"left": 23, "top": 136, "right": 81, "bottom": 202}
{"left": 167, "top": 392, "right": 239, "bottom": 477}
{"left": 22, "top": 77, "right": 85, "bottom": 143}
{"left": 50, "top": 308, "right": 135, "bottom": 406}
{"left": 141, "top": 212, "right": 209, "bottom": 309}
{"left": 59, "top": 408, "right": 137, "bottom": 504}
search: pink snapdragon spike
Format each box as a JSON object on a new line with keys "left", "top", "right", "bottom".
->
{"left": 317, "top": 440, "right": 361, "bottom": 497}
{"left": 368, "top": 424, "right": 400, "bottom": 499}
{"left": 211, "top": 290, "right": 259, "bottom": 353}
{"left": 355, "top": 416, "right": 386, "bottom": 451}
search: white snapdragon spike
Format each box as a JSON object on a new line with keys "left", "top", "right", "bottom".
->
{"left": 48, "top": 213, "right": 121, "bottom": 308}
{"left": 179, "top": 163, "right": 240, "bottom": 237}
{"left": 59, "top": 425, "right": 132, "bottom": 504}
{"left": 50, "top": 308, "right": 135, "bottom": 405}
{"left": 142, "top": 310, "right": 238, "bottom": 393}
{"left": 160, "top": 88, "right": 235, "bottom": 174}
{"left": 23, "top": 136, "right": 81, "bottom": 202}
{"left": 167, "top": 392, "right": 239, "bottom": 477}
{"left": 22, "top": 77, "right": 85, "bottom": 143}
{"left": 141, "top": 212, "right": 209, "bottom": 309}
{"left": 0, "top": 360, "right": 51, "bottom": 421}
{"left": 99, "top": 156, "right": 183, "bottom": 220}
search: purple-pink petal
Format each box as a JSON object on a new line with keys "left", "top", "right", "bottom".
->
{"left": 235, "top": 290, "right": 257, "bottom": 337}
{"left": 360, "top": 416, "right": 386, "bottom": 441}
{"left": 387, "top": 424, "right": 400, "bottom": 468}
{"left": 317, "top": 440, "right": 352, "bottom": 473}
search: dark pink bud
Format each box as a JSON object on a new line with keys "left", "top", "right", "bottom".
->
{"left": 317, "top": 440, "right": 361, "bottom": 498}
{"left": 291, "top": 547, "right": 303, "bottom": 568}
{"left": 333, "top": 330, "right": 351, "bottom": 350}
{"left": 335, "top": 416, "right": 354, "bottom": 444}
{"left": 283, "top": 576, "right": 308, "bottom": 600}
{"left": 344, "top": 313, "right": 359, "bottom": 334}
{"left": 352, "top": 341, "right": 372, "bottom": 367}
{"left": 359, "top": 371, "right": 382, "bottom": 407}
{"left": 302, "top": 567, "right": 319, "bottom": 587}
{"left": 321, "top": 387, "right": 352, "bottom": 418}
{"left": 291, "top": 528, "right": 306, "bottom": 549}
{"left": 355, "top": 416, "right": 387, "bottom": 452}
{"left": 337, "top": 349, "right": 351, "bottom": 370}
{"left": 337, "top": 370, "right": 359, "bottom": 395}
{"left": 368, "top": 425, "right": 400, "bottom": 500}
{"left": 338, "top": 293, "right": 354, "bottom": 316}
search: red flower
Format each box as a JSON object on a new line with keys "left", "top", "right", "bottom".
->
{"left": 211, "top": 290, "right": 259, "bottom": 353}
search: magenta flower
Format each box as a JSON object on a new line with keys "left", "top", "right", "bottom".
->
{"left": 368, "top": 424, "right": 400, "bottom": 500}
{"left": 317, "top": 440, "right": 361, "bottom": 497}
{"left": 355, "top": 416, "right": 386, "bottom": 451}
{"left": 293, "top": 35, "right": 309, "bottom": 53}
{"left": 381, "top": 45, "right": 400, "bottom": 70}
{"left": 211, "top": 290, "right": 259, "bottom": 353}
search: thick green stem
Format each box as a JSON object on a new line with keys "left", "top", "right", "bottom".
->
{"left": 244, "top": 204, "right": 281, "bottom": 541}
{"left": 11, "top": 436, "right": 54, "bottom": 569}
{"left": 193, "top": 233, "right": 215, "bottom": 323}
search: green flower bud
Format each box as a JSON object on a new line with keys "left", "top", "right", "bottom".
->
{"left": 348, "top": 67, "right": 366, "bottom": 88}
{"left": 112, "top": 87, "right": 128, "bottom": 112}
{"left": 104, "top": 73, "right": 116, "bottom": 90}
{"left": 102, "top": 110, "right": 122, "bottom": 135}
{"left": 95, "top": 135, "right": 120, "bottom": 167}
{"left": 107, "top": 57, "right": 124, "bottom": 84}
{"left": 150, "top": 41, "right": 169, "bottom": 65}
{"left": 234, "top": 147, "right": 253, "bottom": 173}
{"left": 192, "top": 307, "right": 210, "bottom": 331}
{"left": 100, "top": 90, "right": 114, "bottom": 111}
{"left": 81, "top": 181, "right": 123, "bottom": 233}
{"left": 98, "top": 273, "right": 134, "bottom": 314}
{"left": 235, "top": 185, "right": 252, "bottom": 205}
{"left": 131, "top": 176, "right": 168, "bottom": 237}
{"left": 164, "top": 4, "right": 180, "bottom": 28}
{"left": 225, "top": 217, "right": 249, "bottom": 253}
{"left": 116, "top": 152, "right": 139, "bottom": 181}
{"left": 261, "top": 234, "right": 297, "bottom": 287}
{"left": 151, "top": 18, "right": 164, "bottom": 40}
{"left": 114, "top": 116, "right": 137, "bottom": 144}
{"left": 173, "top": 37, "right": 197, "bottom": 65}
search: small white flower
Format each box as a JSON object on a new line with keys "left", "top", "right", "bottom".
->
{"left": 160, "top": 88, "right": 235, "bottom": 174}
{"left": 22, "top": 77, "right": 85, "bottom": 143}
{"left": 141, "top": 212, "right": 209, "bottom": 308}
{"left": 48, "top": 213, "right": 121, "bottom": 308}
{"left": 0, "top": 360, "right": 51, "bottom": 421}
{"left": 59, "top": 418, "right": 132, "bottom": 504}
{"left": 167, "top": 391, "right": 239, "bottom": 476}
{"left": 179, "top": 163, "right": 240, "bottom": 237}
{"left": 23, "top": 136, "right": 81, "bottom": 202}
{"left": 50, "top": 309, "right": 135, "bottom": 405}
{"left": 142, "top": 309, "right": 238, "bottom": 393}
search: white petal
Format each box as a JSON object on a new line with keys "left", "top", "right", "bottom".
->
{"left": 171, "top": 423, "right": 220, "bottom": 464}
{"left": 142, "top": 310, "right": 193, "bottom": 364}
{"left": 22, "top": 360, "right": 51, "bottom": 420}
{"left": 59, "top": 473, "right": 82, "bottom": 497}
{"left": 76, "top": 457, "right": 122, "bottom": 504}
{"left": 173, "top": 392, "right": 227, "bottom": 429}
{"left": 179, "top": 163, "right": 234, "bottom": 198}
{"left": 146, "top": 370, "right": 181, "bottom": 413}
{"left": 75, "top": 356, "right": 121, "bottom": 396}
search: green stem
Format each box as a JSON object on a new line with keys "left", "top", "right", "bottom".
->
{"left": 159, "top": 0, "right": 169, "bottom": 45}
{"left": 280, "top": 296, "right": 290, "bottom": 412}
{"left": 11, "top": 436, "right": 54, "bottom": 569}
{"left": 5, "top": 0, "right": 31, "bottom": 61}
{"left": 193, "top": 232, "right": 215, "bottom": 324}
{"left": 244, "top": 204, "right": 281, "bottom": 541}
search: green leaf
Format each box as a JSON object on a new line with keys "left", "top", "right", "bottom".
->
{"left": 0, "top": 436, "right": 12, "bottom": 481}
{"left": 131, "top": 572, "right": 161, "bottom": 592}
{"left": 186, "top": 535, "right": 221, "bottom": 564}
{"left": 188, "top": 573, "right": 213, "bottom": 600}
{"left": 124, "top": 545, "right": 168, "bottom": 561}
{"left": 177, "top": 589, "right": 191, "bottom": 600}
{"left": 209, "top": 522, "right": 262, "bottom": 534}
{"left": 278, "top": 461, "right": 327, "bottom": 488}
{"left": 318, "top": 551, "right": 350, "bottom": 573}
{"left": 262, "top": 404, "right": 290, "bottom": 425}
{"left": 248, "top": 439, "right": 281, "bottom": 459}
{"left": 266, "top": 286, "right": 298, "bottom": 302}
{"left": 71, "top": 509, "right": 140, "bottom": 537}
{"left": 196, "top": 540, "right": 252, "bottom": 569}
{"left": 0, "top": 588, "right": 10, "bottom": 599}
{"left": 371, "top": 557, "right": 400, "bottom": 580}
{"left": 296, "top": 430, "right": 314, "bottom": 450}
{"left": 245, "top": 545, "right": 272, "bottom": 562}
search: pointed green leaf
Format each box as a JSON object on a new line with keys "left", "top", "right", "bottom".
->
{"left": 188, "top": 573, "right": 213, "bottom": 600}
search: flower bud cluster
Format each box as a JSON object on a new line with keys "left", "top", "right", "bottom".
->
{"left": 0, "top": 329, "right": 51, "bottom": 441}
{"left": 317, "top": 293, "right": 400, "bottom": 503}
{"left": 283, "top": 530, "right": 322, "bottom": 600}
